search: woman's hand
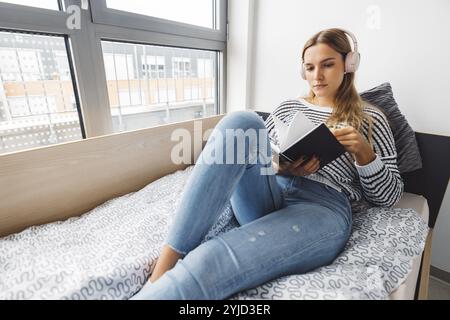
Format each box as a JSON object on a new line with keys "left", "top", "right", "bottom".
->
{"left": 277, "top": 156, "right": 320, "bottom": 176}
{"left": 331, "top": 126, "right": 376, "bottom": 165}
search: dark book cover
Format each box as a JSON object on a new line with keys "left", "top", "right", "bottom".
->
{"left": 280, "top": 123, "right": 346, "bottom": 167}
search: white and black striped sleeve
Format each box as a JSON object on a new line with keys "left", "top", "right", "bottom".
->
{"left": 355, "top": 110, "right": 404, "bottom": 207}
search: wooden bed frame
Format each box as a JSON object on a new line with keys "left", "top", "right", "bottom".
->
{"left": 0, "top": 115, "right": 223, "bottom": 238}
{"left": 0, "top": 112, "right": 448, "bottom": 300}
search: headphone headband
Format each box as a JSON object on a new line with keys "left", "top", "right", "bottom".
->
{"left": 340, "top": 29, "right": 358, "bottom": 53}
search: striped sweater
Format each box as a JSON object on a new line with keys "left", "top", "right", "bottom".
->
{"left": 264, "top": 98, "right": 404, "bottom": 208}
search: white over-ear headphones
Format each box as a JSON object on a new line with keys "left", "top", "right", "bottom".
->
{"left": 301, "top": 29, "right": 360, "bottom": 80}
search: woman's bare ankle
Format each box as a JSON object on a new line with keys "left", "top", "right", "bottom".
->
{"left": 149, "top": 245, "right": 183, "bottom": 283}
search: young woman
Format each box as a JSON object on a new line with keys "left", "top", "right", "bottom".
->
{"left": 132, "top": 28, "right": 403, "bottom": 300}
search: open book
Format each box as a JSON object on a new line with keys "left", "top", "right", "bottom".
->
{"left": 270, "top": 111, "right": 346, "bottom": 167}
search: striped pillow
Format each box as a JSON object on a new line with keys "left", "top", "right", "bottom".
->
{"left": 360, "top": 82, "right": 422, "bottom": 173}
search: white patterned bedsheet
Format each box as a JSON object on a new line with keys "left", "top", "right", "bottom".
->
{"left": 0, "top": 166, "right": 428, "bottom": 300}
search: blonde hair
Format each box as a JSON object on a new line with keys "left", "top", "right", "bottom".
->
{"left": 301, "top": 28, "right": 374, "bottom": 146}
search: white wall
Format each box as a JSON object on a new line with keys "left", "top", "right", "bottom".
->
{"left": 226, "top": 0, "right": 256, "bottom": 113}
{"left": 227, "top": 0, "right": 450, "bottom": 273}
{"left": 228, "top": 0, "right": 450, "bottom": 136}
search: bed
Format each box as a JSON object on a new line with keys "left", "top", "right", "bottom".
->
{"left": 387, "top": 192, "right": 429, "bottom": 299}
{"left": 1, "top": 111, "right": 447, "bottom": 300}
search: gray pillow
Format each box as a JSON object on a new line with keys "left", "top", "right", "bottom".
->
{"left": 360, "top": 82, "right": 422, "bottom": 173}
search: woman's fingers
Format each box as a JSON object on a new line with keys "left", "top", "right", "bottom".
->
{"left": 302, "top": 156, "right": 320, "bottom": 171}
{"left": 336, "top": 135, "right": 358, "bottom": 142}
{"left": 292, "top": 156, "right": 320, "bottom": 176}
{"left": 311, "top": 161, "right": 321, "bottom": 173}
{"left": 332, "top": 126, "right": 354, "bottom": 137}
{"left": 304, "top": 162, "right": 320, "bottom": 175}
{"left": 292, "top": 156, "right": 308, "bottom": 168}
{"left": 282, "top": 155, "right": 321, "bottom": 176}
{"left": 292, "top": 155, "right": 314, "bottom": 170}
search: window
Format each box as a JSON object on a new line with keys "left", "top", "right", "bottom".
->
{"left": 141, "top": 55, "right": 165, "bottom": 79}
{"left": 0, "top": 31, "right": 83, "bottom": 155}
{"left": 53, "top": 50, "right": 71, "bottom": 81}
{"left": 0, "top": 0, "right": 60, "bottom": 10}
{"left": 103, "top": 53, "right": 136, "bottom": 80}
{"left": 197, "top": 58, "right": 213, "bottom": 78}
{"left": 91, "top": 0, "right": 227, "bottom": 42}
{"left": 172, "top": 57, "right": 191, "bottom": 78}
{"left": 106, "top": 0, "right": 214, "bottom": 29}
{"left": 101, "top": 41, "right": 217, "bottom": 133}
{"left": 0, "top": 0, "right": 226, "bottom": 154}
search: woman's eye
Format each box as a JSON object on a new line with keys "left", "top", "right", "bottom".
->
{"left": 305, "top": 64, "right": 333, "bottom": 71}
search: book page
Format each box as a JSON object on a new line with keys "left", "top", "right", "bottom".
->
{"left": 280, "top": 111, "right": 316, "bottom": 151}
{"left": 269, "top": 139, "right": 280, "bottom": 155}
{"left": 272, "top": 114, "right": 290, "bottom": 150}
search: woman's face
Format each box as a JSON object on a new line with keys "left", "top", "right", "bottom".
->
{"left": 303, "top": 43, "right": 346, "bottom": 102}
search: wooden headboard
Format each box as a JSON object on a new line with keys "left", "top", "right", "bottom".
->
{"left": 0, "top": 115, "right": 225, "bottom": 237}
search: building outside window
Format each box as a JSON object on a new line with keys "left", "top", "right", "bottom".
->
{"left": 0, "top": 31, "right": 82, "bottom": 154}
{"left": 0, "top": 0, "right": 226, "bottom": 153}
{"left": 102, "top": 41, "right": 217, "bottom": 132}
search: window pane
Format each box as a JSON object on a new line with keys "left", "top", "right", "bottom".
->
{"left": 101, "top": 41, "right": 217, "bottom": 133}
{"left": 0, "top": 0, "right": 60, "bottom": 10}
{"left": 106, "top": 0, "right": 214, "bottom": 29}
{"left": 0, "top": 31, "right": 83, "bottom": 155}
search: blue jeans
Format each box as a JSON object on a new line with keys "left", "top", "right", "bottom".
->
{"left": 131, "top": 111, "right": 352, "bottom": 300}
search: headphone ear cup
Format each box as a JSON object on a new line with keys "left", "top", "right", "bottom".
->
{"left": 345, "top": 52, "right": 360, "bottom": 73}
{"left": 301, "top": 64, "right": 306, "bottom": 80}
